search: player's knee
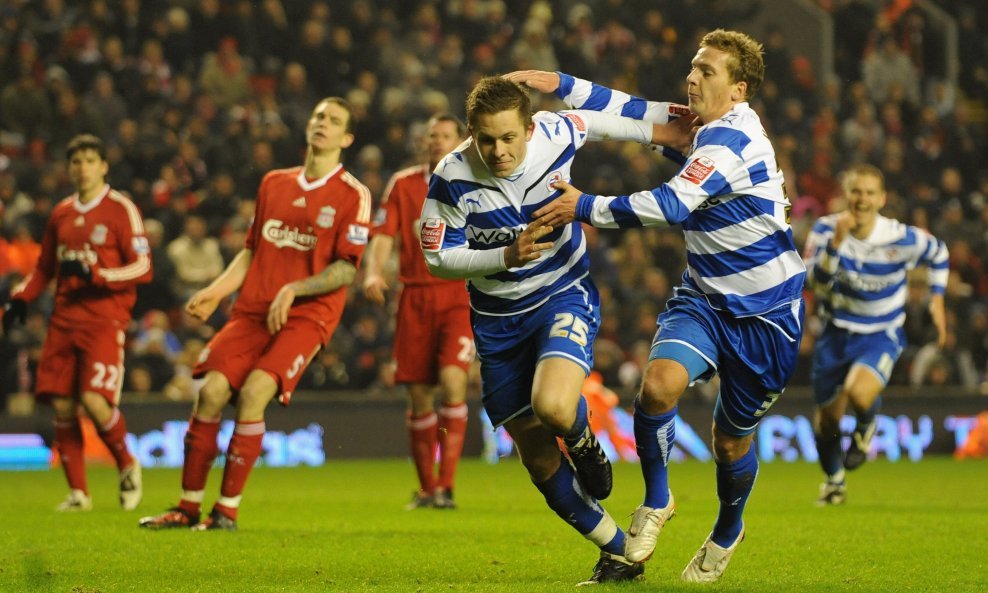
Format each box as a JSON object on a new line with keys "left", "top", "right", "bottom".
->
{"left": 639, "top": 363, "right": 687, "bottom": 412}
{"left": 198, "top": 380, "right": 231, "bottom": 412}
{"left": 531, "top": 397, "right": 572, "bottom": 434}
{"left": 712, "top": 432, "right": 751, "bottom": 464}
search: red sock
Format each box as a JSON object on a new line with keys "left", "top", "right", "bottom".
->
{"left": 408, "top": 411, "right": 438, "bottom": 494}
{"left": 217, "top": 420, "right": 265, "bottom": 520}
{"left": 437, "top": 403, "right": 468, "bottom": 491}
{"left": 54, "top": 416, "right": 88, "bottom": 495}
{"left": 97, "top": 407, "right": 134, "bottom": 471}
{"left": 179, "top": 415, "right": 221, "bottom": 515}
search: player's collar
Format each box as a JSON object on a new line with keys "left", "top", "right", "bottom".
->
{"left": 73, "top": 184, "right": 110, "bottom": 213}
{"left": 297, "top": 164, "right": 342, "bottom": 191}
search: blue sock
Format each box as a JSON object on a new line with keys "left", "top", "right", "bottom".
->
{"left": 711, "top": 446, "right": 758, "bottom": 548}
{"left": 815, "top": 429, "right": 844, "bottom": 479}
{"left": 562, "top": 396, "right": 589, "bottom": 444}
{"left": 535, "top": 454, "right": 625, "bottom": 555}
{"left": 634, "top": 400, "right": 676, "bottom": 508}
{"left": 856, "top": 396, "right": 881, "bottom": 431}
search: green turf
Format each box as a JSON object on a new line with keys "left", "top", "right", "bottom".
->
{"left": 1, "top": 458, "right": 985, "bottom": 592}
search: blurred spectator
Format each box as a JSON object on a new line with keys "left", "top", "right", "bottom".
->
{"left": 166, "top": 214, "right": 224, "bottom": 301}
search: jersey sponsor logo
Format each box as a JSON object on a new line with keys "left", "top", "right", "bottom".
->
{"left": 545, "top": 170, "right": 564, "bottom": 193}
{"left": 563, "top": 112, "right": 586, "bottom": 132}
{"left": 132, "top": 236, "right": 150, "bottom": 254}
{"left": 420, "top": 218, "right": 445, "bottom": 251}
{"left": 292, "top": 196, "right": 306, "bottom": 207}
{"left": 468, "top": 226, "right": 521, "bottom": 245}
{"left": 668, "top": 103, "right": 692, "bottom": 117}
{"left": 316, "top": 205, "right": 336, "bottom": 228}
{"left": 74, "top": 216, "right": 85, "bottom": 227}
{"left": 90, "top": 224, "right": 108, "bottom": 245}
{"left": 262, "top": 219, "right": 317, "bottom": 251}
{"left": 57, "top": 244, "right": 98, "bottom": 266}
{"left": 680, "top": 156, "right": 716, "bottom": 185}
{"left": 347, "top": 224, "right": 369, "bottom": 245}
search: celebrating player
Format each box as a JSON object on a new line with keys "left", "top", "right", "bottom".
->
{"left": 511, "top": 28, "right": 806, "bottom": 583}
{"left": 804, "top": 164, "right": 947, "bottom": 505}
{"left": 2, "top": 134, "right": 151, "bottom": 512}
{"left": 362, "top": 114, "right": 472, "bottom": 510}
{"left": 420, "top": 75, "right": 693, "bottom": 585}
{"left": 139, "top": 97, "right": 371, "bottom": 531}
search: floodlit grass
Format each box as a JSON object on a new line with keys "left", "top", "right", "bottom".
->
{"left": 1, "top": 458, "right": 985, "bottom": 592}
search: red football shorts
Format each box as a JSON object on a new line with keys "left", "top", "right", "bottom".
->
{"left": 194, "top": 313, "right": 333, "bottom": 403}
{"left": 36, "top": 318, "right": 126, "bottom": 405}
{"left": 393, "top": 283, "right": 474, "bottom": 385}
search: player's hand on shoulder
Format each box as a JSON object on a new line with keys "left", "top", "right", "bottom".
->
{"left": 2, "top": 298, "right": 27, "bottom": 335}
{"left": 503, "top": 70, "right": 560, "bottom": 93}
{"left": 660, "top": 112, "right": 700, "bottom": 154}
{"left": 362, "top": 274, "right": 388, "bottom": 305}
{"left": 504, "top": 217, "right": 554, "bottom": 269}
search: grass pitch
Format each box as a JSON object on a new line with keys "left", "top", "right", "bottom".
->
{"left": 1, "top": 457, "right": 985, "bottom": 593}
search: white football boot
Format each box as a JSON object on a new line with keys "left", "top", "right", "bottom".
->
{"left": 624, "top": 491, "right": 675, "bottom": 562}
{"left": 119, "top": 458, "right": 143, "bottom": 511}
{"left": 681, "top": 529, "right": 745, "bottom": 583}
{"left": 56, "top": 489, "right": 93, "bottom": 512}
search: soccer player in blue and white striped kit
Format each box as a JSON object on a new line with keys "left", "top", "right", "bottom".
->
{"left": 511, "top": 29, "right": 806, "bottom": 583}
{"left": 420, "top": 75, "right": 694, "bottom": 585}
{"left": 804, "top": 163, "right": 947, "bottom": 506}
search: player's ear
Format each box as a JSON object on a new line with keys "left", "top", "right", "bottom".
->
{"left": 525, "top": 120, "right": 535, "bottom": 141}
{"left": 100, "top": 160, "right": 109, "bottom": 177}
{"left": 732, "top": 80, "right": 748, "bottom": 102}
{"left": 340, "top": 132, "right": 355, "bottom": 150}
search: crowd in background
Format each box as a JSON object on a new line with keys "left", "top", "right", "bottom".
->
{"left": 1, "top": 0, "right": 987, "bottom": 409}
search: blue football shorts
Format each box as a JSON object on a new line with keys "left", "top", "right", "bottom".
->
{"left": 649, "top": 288, "right": 805, "bottom": 436}
{"left": 811, "top": 324, "right": 905, "bottom": 406}
{"left": 472, "top": 280, "right": 599, "bottom": 427}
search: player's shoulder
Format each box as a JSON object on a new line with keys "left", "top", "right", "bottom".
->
{"left": 811, "top": 213, "right": 839, "bottom": 233}
{"left": 261, "top": 166, "right": 303, "bottom": 186}
{"left": 433, "top": 142, "right": 473, "bottom": 181}
{"left": 533, "top": 110, "right": 582, "bottom": 145}
{"left": 390, "top": 163, "right": 428, "bottom": 183}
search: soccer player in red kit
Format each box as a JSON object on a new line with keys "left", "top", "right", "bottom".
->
{"left": 2, "top": 134, "right": 151, "bottom": 512}
{"left": 362, "top": 114, "right": 473, "bottom": 509}
{"left": 138, "top": 97, "right": 371, "bottom": 531}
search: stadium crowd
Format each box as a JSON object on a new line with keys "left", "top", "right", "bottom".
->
{"left": 1, "top": 0, "right": 987, "bottom": 410}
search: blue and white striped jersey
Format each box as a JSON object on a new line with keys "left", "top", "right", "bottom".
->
{"left": 557, "top": 73, "right": 806, "bottom": 318}
{"left": 421, "top": 110, "right": 607, "bottom": 316}
{"left": 804, "top": 214, "right": 948, "bottom": 334}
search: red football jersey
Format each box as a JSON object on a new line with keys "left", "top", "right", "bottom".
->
{"left": 372, "top": 164, "right": 462, "bottom": 287}
{"left": 13, "top": 185, "right": 152, "bottom": 324}
{"left": 236, "top": 165, "right": 371, "bottom": 328}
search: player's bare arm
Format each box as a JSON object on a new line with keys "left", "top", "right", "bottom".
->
{"left": 532, "top": 181, "right": 582, "bottom": 229}
{"left": 361, "top": 234, "right": 395, "bottom": 305}
{"left": 503, "top": 217, "right": 555, "bottom": 268}
{"left": 186, "top": 248, "right": 253, "bottom": 320}
{"left": 267, "top": 259, "right": 357, "bottom": 334}
{"left": 503, "top": 70, "right": 560, "bottom": 93}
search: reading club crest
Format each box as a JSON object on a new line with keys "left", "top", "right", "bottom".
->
{"left": 90, "top": 224, "right": 108, "bottom": 245}
{"left": 316, "top": 205, "right": 336, "bottom": 228}
{"left": 546, "top": 170, "right": 564, "bottom": 193}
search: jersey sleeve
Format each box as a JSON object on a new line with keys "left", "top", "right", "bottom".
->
{"left": 92, "top": 198, "right": 152, "bottom": 290}
{"left": 803, "top": 218, "right": 839, "bottom": 291}
{"left": 420, "top": 174, "right": 505, "bottom": 278}
{"left": 330, "top": 183, "right": 372, "bottom": 268}
{"left": 911, "top": 227, "right": 949, "bottom": 294}
{"left": 371, "top": 173, "right": 402, "bottom": 238}
{"left": 555, "top": 71, "right": 690, "bottom": 163}
{"left": 574, "top": 125, "right": 753, "bottom": 229}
